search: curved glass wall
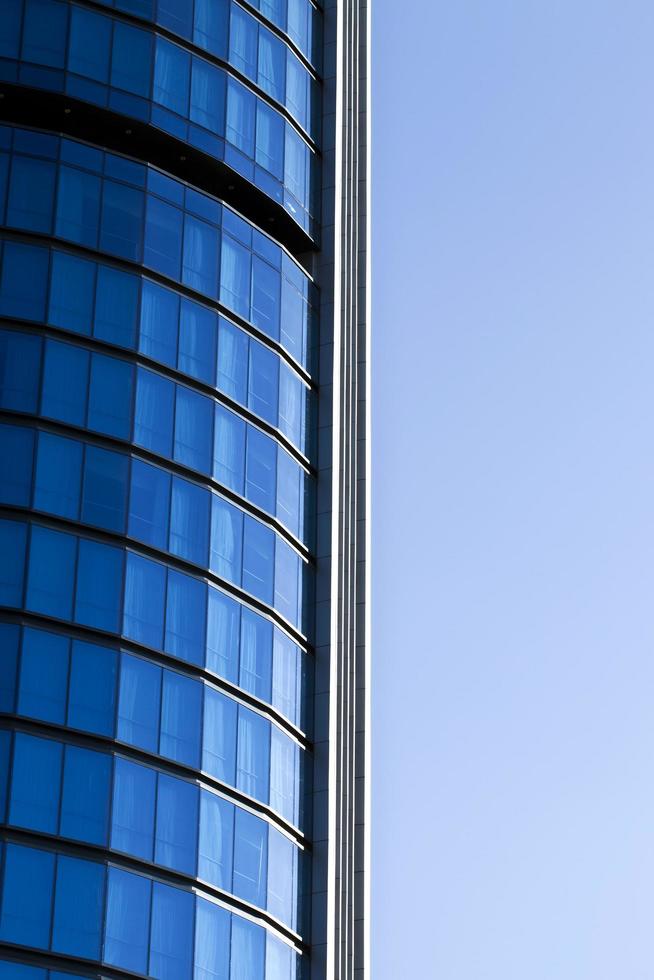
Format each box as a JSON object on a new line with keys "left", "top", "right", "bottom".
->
{"left": 0, "top": 1, "right": 319, "bottom": 233}
{"left": 0, "top": 841, "right": 302, "bottom": 978}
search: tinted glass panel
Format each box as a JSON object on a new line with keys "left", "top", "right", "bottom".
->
{"left": 150, "top": 883, "right": 194, "bottom": 980}
{"left": 118, "top": 653, "right": 162, "bottom": 753}
{"left": 60, "top": 745, "right": 111, "bottom": 844}
{"left": 52, "top": 855, "right": 105, "bottom": 958}
{"left": 68, "top": 640, "right": 117, "bottom": 736}
{"left": 19, "top": 627, "right": 69, "bottom": 724}
{"left": 0, "top": 844, "right": 54, "bottom": 947}
{"left": 34, "top": 432, "right": 82, "bottom": 520}
{"left": 105, "top": 867, "right": 151, "bottom": 974}
{"left": 26, "top": 525, "right": 76, "bottom": 619}
{"left": 111, "top": 756, "right": 156, "bottom": 860}
{"left": 9, "top": 733, "right": 62, "bottom": 833}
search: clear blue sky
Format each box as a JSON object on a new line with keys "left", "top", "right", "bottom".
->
{"left": 372, "top": 3, "right": 654, "bottom": 978}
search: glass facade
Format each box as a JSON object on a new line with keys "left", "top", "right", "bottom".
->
{"left": 0, "top": 0, "right": 339, "bottom": 970}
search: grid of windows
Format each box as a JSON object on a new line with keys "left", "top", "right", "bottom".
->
{"left": 0, "top": 621, "right": 304, "bottom": 825}
{"left": 0, "top": 126, "right": 318, "bottom": 370}
{"left": 0, "top": 729, "right": 302, "bottom": 928}
{"left": 0, "top": 842, "right": 300, "bottom": 979}
{"left": 0, "top": 1, "right": 318, "bottom": 231}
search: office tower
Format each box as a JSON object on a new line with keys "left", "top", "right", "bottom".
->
{"left": 0, "top": 0, "right": 369, "bottom": 978}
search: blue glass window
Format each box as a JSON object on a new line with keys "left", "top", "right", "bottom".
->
{"left": 179, "top": 298, "right": 217, "bottom": 383}
{"left": 246, "top": 428, "right": 276, "bottom": 513}
{"left": 267, "top": 935, "right": 293, "bottom": 980}
{"left": 249, "top": 341, "right": 279, "bottom": 425}
{"left": 274, "top": 539, "right": 300, "bottom": 625}
{"left": 18, "top": 627, "right": 69, "bottom": 724}
{"left": 242, "top": 517, "right": 275, "bottom": 604}
{"left": 9, "top": 733, "right": 62, "bottom": 833}
{"left": 272, "top": 629, "right": 298, "bottom": 725}
{"left": 60, "top": 745, "right": 111, "bottom": 844}
{"left": 0, "top": 330, "right": 41, "bottom": 410}
{"left": 88, "top": 352, "right": 133, "bottom": 438}
{"left": 22, "top": 0, "right": 67, "bottom": 67}
{"left": 0, "top": 844, "right": 55, "bottom": 947}
{"left": 0, "top": 623, "right": 18, "bottom": 713}
{"left": 259, "top": 0, "right": 285, "bottom": 29}
{"left": 276, "top": 448, "right": 301, "bottom": 537}
{"left": 111, "top": 21, "right": 153, "bottom": 97}
{"left": 182, "top": 213, "right": 220, "bottom": 297}
{"left": 230, "top": 5, "right": 258, "bottom": 80}
{"left": 267, "top": 828, "right": 295, "bottom": 925}
{"left": 226, "top": 80, "right": 256, "bottom": 157}
{"left": 75, "top": 539, "right": 123, "bottom": 632}
{"left": 194, "top": 0, "right": 229, "bottom": 58}
{"left": 118, "top": 653, "right": 162, "bottom": 754}
{"left": 206, "top": 587, "right": 240, "bottom": 683}
{"left": 52, "top": 855, "right": 105, "bottom": 959}
{"left": 159, "top": 0, "right": 193, "bottom": 37}
{"left": 270, "top": 726, "right": 297, "bottom": 823}
{"left": 210, "top": 495, "right": 243, "bottom": 585}
{"left": 150, "top": 883, "right": 194, "bottom": 980}
{"left": 286, "top": 52, "right": 308, "bottom": 131}
{"left": 129, "top": 459, "right": 171, "bottom": 550}
{"left": 100, "top": 179, "right": 144, "bottom": 261}
{"left": 155, "top": 774, "right": 198, "bottom": 874}
{"left": 105, "top": 868, "right": 151, "bottom": 974}
{"left": 233, "top": 808, "right": 268, "bottom": 908}
{"left": 287, "top": 0, "right": 308, "bottom": 60}
{"left": 145, "top": 194, "right": 184, "bottom": 280}
{"left": 0, "top": 424, "right": 34, "bottom": 506}
{"left": 221, "top": 233, "right": 251, "bottom": 318}
{"left": 49, "top": 252, "right": 95, "bottom": 335}
{"left": 214, "top": 404, "right": 246, "bottom": 494}
{"left": 0, "top": 244, "right": 48, "bottom": 322}
{"left": 95, "top": 265, "right": 139, "bottom": 348}
{"left": 231, "top": 916, "right": 265, "bottom": 980}
{"left": 68, "top": 6, "right": 112, "bottom": 83}
{"left": 0, "top": 731, "right": 9, "bottom": 820}
{"left": 217, "top": 319, "right": 248, "bottom": 404}
{"left": 0, "top": 0, "right": 22, "bottom": 60}
{"left": 165, "top": 570, "right": 207, "bottom": 666}
{"left": 26, "top": 525, "right": 76, "bottom": 619}
{"left": 140, "top": 279, "right": 179, "bottom": 367}
{"left": 160, "top": 668, "right": 202, "bottom": 766}
{"left": 240, "top": 609, "right": 273, "bottom": 702}
{"left": 0, "top": 519, "right": 26, "bottom": 607}
{"left": 82, "top": 445, "right": 129, "bottom": 532}
{"left": 203, "top": 687, "right": 237, "bottom": 784}
{"left": 285, "top": 127, "right": 308, "bottom": 208}
{"left": 123, "top": 552, "right": 166, "bottom": 648}
{"left": 198, "top": 790, "right": 234, "bottom": 890}
{"left": 135, "top": 368, "right": 175, "bottom": 456}
{"left": 190, "top": 58, "right": 226, "bottom": 135}
{"left": 170, "top": 477, "right": 210, "bottom": 565}
{"left": 33, "top": 432, "right": 82, "bottom": 520}
{"left": 236, "top": 706, "right": 270, "bottom": 801}
{"left": 68, "top": 640, "right": 117, "bottom": 736}
{"left": 154, "top": 37, "right": 191, "bottom": 116}
{"left": 55, "top": 165, "right": 101, "bottom": 246}
{"left": 174, "top": 385, "right": 213, "bottom": 472}
{"left": 7, "top": 155, "right": 55, "bottom": 233}
{"left": 41, "top": 340, "right": 89, "bottom": 426}
{"left": 258, "top": 30, "right": 285, "bottom": 103}
{"left": 111, "top": 756, "right": 156, "bottom": 860}
{"left": 195, "top": 897, "right": 231, "bottom": 980}
{"left": 252, "top": 255, "right": 281, "bottom": 339}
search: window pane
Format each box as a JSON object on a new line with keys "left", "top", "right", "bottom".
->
{"left": 220, "top": 233, "right": 250, "bottom": 318}
{"left": 41, "top": 340, "right": 89, "bottom": 426}
{"left": 88, "top": 353, "right": 133, "bottom": 438}
{"left": 150, "top": 883, "right": 194, "bottom": 980}
{"left": 267, "top": 828, "right": 295, "bottom": 925}
{"left": 75, "top": 539, "right": 123, "bottom": 632}
{"left": 0, "top": 243, "right": 48, "bottom": 322}
{"left": 213, "top": 404, "right": 245, "bottom": 494}
{"left": 198, "top": 790, "right": 234, "bottom": 890}
{"left": 209, "top": 495, "right": 242, "bottom": 585}
{"left": 226, "top": 80, "right": 256, "bottom": 157}
{"left": 33, "top": 432, "right": 82, "bottom": 520}
{"left": 52, "top": 855, "right": 105, "bottom": 959}
{"left": 230, "top": 5, "right": 257, "bottom": 80}
{"left": 118, "top": 653, "right": 161, "bottom": 754}
{"left": 18, "top": 627, "right": 69, "bottom": 724}
{"left": 95, "top": 265, "right": 139, "bottom": 348}
{"left": 276, "top": 449, "right": 301, "bottom": 538}
{"left": 145, "top": 194, "right": 184, "bottom": 280}
{"left": 153, "top": 37, "right": 190, "bottom": 116}
{"left": 251, "top": 256, "right": 280, "bottom": 339}
{"left": 26, "top": 525, "right": 76, "bottom": 619}
{"left": 68, "top": 639, "right": 117, "bottom": 736}
{"left": 111, "top": 21, "right": 153, "bottom": 97}
{"left": 266, "top": 934, "right": 293, "bottom": 980}
{"left": 236, "top": 706, "right": 270, "bottom": 801}
{"left": 48, "top": 251, "right": 95, "bottom": 335}
{"left": 206, "top": 587, "right": 240, "bottom": 683}
{"left": 270, "top": 726, "right": 297, "bottom": 824}
{"left": 0, "top": 424, "right": 34, "bottom": 506}
{"left": 135, "top": 368, "right": 175, "bottom": 456}
{"left": 7, "top": 155, "right": 55, "bottom": 232}
{"left": 286, "top": 52, "right": 307, "bottom": 130}
{"left": 275, "top": 539, "right": 300, "bottom": 625}
{"left": 240, "top": 609, "right": 273, "bottom": 702}
{"left": 111, "top": 755, "right": 156, "bottom": 860}
{"left": 155, "top": 774, "right": 199, "bottom": 874}
{"left": 0, "top": 844, "right": 55, "bottom": 947}
{"left": 174, "top": 386, "right": 213, "bottom": 473}
{"left": 0, "top": 329, "right": 41, "bottom": 410}
{"left": 140, "top": 279, "right": 179, "bottom": 367}
{"left": 178, "top": 298, "right": 217, "bottom": 383}
{"left": 202, "top": 687, "right": 237, "bottom": 784}
{"left": 190, "top": 57, "right": 226, "bottom": 135}
{"left": 128, "top": 458, "right": 171, "bottom": 549}
{"left": 0, "top": 624, "right": 18, "bottom": 713}
{"left": 195, "top": 897, "right": 231, "bottom": 980}
{"left": 0, "top": 0, "right": 22, "bottom": 60}
{"left": 233, "top": 808, "right": 268, "bottom": 908}
{"left": 272, "top": 629, "right": 298, "bottom": 726}
{"left": 81, "top": 445, "right": 129, "bottom": 532}
{"left": 160, "top": 669, "right": 202, "bottom": 766}
{"left": 0, "top": 519, "right": 26, "bottom": 607}
{"left": 55, "top": 165, "right": 101, "bottom": 246}
{"left": 123, "top": 552, "right": 166, "bottom": 648}
{"left": 245, "top": 428, "right": 276, "bottom": 513}
{"left": 105, "top": 867, "right": 151, "bottom": 974}
{"left": 242, "top": 517, "right": 274, "bottom": 604}
{"left": 68, "top": 6, "right": 111, "bottom": 82}
{"left": 159, "top": 0, "right": 193, "bottom": 36}
{"left": 165, "top": 570, "right": 207, "bottom": 666}
{"left": 217, "top": 319, "right": 248, "bottom": 405}
{"left": 22, "top": 0, "right": 67, "bottom": 67}
{"left": 9, "top": 733, "right": 62, "bottom": 833}
{"left": 231, "top": 916, "right": 265, "bottom": 980}
{"left": 182, "top": 214, "right": 220, "bottom": 297}
{"left": 170, "top": 477, "right": 210, "bottom": 566}
{"left": 194, "top": 0, "right": 228, "bottom": 56}
{"left": 100, "top": 179, "right": 144, "bottom": 261}
{"left": 248, "top": 340, "right": 279, "bottom": 425}
{"left": 60, "top": 745, "right": 111, "bottom": 844}
{"left": 258, "top": 30, "right": 285, "bottom": 103}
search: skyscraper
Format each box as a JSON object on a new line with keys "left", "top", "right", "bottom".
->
{"left": 0, "top": 0, "right": 369, "bottom": 978}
